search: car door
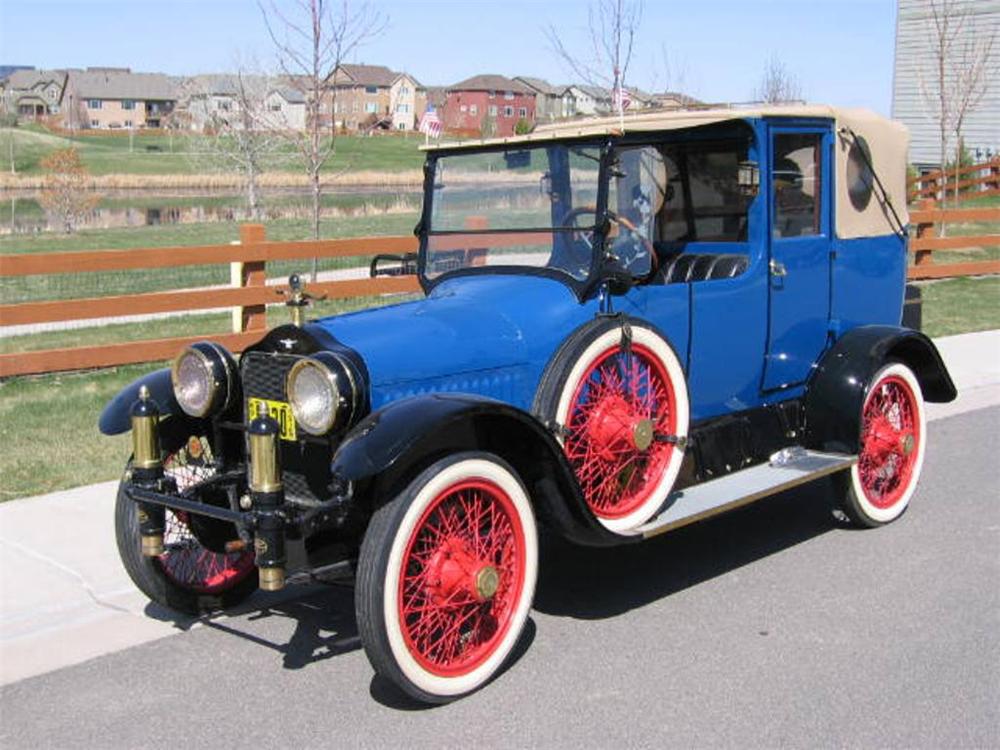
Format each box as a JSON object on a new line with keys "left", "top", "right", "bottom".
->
{"left": 762, "top": 125, "right": 832, "bottom": 391}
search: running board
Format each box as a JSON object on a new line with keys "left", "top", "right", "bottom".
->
{"left": 638, "top": 448, "right": 857, "bottom": 539}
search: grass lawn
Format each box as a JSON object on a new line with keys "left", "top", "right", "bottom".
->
{"left": 0, "top": 125, "right": 424, "bottom": 176}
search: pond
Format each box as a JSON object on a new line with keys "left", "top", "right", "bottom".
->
{"left": 0, "top": 187, "right": 424, "bottom": 234}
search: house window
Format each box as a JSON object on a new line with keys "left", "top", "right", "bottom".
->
{"left": 217, "top": 100, "right": 231, "bottom": 111}
{"left": 488, "top": 105, "right": 497, "bottom": 116}
{"left": 123, "top": 119, "right": 133, "bottom": 128}
{"left": 88, "top": 99, "right": 102, "bottom": 109}
{"left": 270, "top": 102, "right": 282, "bottom": 112}
{"left": 352, "top": 102, "right": 359, "bottom": 112}
{"left": 400, "top": 86, "right": 410, "bottom": 96}
{"left": 122, "top": 100, "right": 135, "bottom": 110}
{"left": 470, "top": 104, "right": 478, "bottom": 115}
{"left": 397, "top": 122, "right": 406, "bottom": 130}
{"left": 504, "top": 91, "right": 514, "bottom": 100}
{"left": 47, "top": 88, "right": 56, "bottom": 100}
{"left": 90, "top": 119, "right": 99, "bottom": 127}
{"left": 518, "top": 107, "right": 527, "bottom": 118}
{"left": 488, "top": 90, "right": 496, "bottom": 99}
{"left": 460, "top": 104, "right": 467, "bottom": 113}
{"left": 365, "top": 101, "right": 377, "bottom": 113}
{"left": 365, "top": 85, "right": 377, "bottom": 94}
{"left": 395, "top": 103, "right": 409, "bottom": 113}
{"left": 504, "top": 105, "right": 513, "bottom": 117}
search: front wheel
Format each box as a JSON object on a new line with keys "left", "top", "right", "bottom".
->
{"left": 115, "top": 420, "right": 258, "bottom": 615}
{"left": 835, "top": 362, "right": 927, "bottom": 527}
{"left": 356, "top": 452, "right": 538, "bottom": 703}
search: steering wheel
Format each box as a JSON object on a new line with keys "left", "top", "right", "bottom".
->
{"left": 559, "top": 206, "right": 658, "bottom": 278}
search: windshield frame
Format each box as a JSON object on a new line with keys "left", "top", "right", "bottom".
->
{"left": 416, "top": 139, "right": 613, "bottom": 298}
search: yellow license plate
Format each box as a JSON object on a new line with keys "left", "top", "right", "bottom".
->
{"left": 248, "top": 398, "right": 297, "bottom": 441}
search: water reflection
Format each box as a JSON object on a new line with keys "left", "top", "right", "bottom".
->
{"left": 0, "top": 188, "right": 423, "bottom": 234}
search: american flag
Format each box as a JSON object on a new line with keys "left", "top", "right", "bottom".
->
{"left": 419, "top": 106, "right": 442, "bottom": 138}
{"left": 612, "top": 86, "right": 632, "bottom": 112}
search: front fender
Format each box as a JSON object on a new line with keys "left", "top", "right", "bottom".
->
{"left": 804, "top": 325, "right": 957, "bottom": 453}
{"left": 98, "top": 368, "right": 179, "bottom": 435}
{"left": 332, "top": 393, "right": 623, "bottom": 547}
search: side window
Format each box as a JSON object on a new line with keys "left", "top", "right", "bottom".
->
{"left": 773, "top": 133, "right": 822, "bottom": 238}
{"left": 659, "top": 141, "right": 749, "bottom": 242}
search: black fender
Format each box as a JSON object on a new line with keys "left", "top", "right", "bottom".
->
{"left": 804, "top": 325, "right": 957, "bottom": 454}
{"left": 98, "top": 368, "right": 180, "bottom": 436}
{"left": 331, "top": 392, "right": 624, "bottom": 547}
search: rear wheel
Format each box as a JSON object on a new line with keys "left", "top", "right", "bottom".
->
{"left": 836, "top": 362, "right": 927, "bottom": 527}
{"left": 356, "top": 452, "right": 538, "bottom": 703}
{"left": 115, "top": 419, "right": 258, "bottom": 615}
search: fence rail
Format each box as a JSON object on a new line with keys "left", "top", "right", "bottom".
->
{"left": 1, "top": 202, "right": 998, "bottom": 376}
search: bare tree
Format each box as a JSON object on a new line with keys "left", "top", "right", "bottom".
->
{"left": 259, "top": 0, "right": 387, "bottom": 257}
{"left": 545, "top": 0, "right": 643, "bottom": 118}
{"left": 753, "top": 54, "right": 803, "bottom": 103}
{"left": 193, "top": 71, "right": 282, "bottom": 220}
{"left": 947, "top": 7, "right": 995, "bottom": 203}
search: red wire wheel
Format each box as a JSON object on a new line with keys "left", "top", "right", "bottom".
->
{"left": 397, "top": 479, "right": 526, "bottom": 677}
{"left": 154, "top": 444, "right": 256, "bottom": 595}
{"left": 841, "top": 363, "right": 927, "bottom": 526}
{"left": 356, "top": 453, "right": 538, "bottom": 703}
{"left": 538, "top": 320, "right": 689, "bottom": 534}
{"left": 564, "top": 342, "right": 677, "bottom": 520}
{"left": 115, "top": 423, "right": 259, "bottom": 615}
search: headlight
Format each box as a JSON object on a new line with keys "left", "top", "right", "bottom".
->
{"left": 171, "top": 342, "right": 235, "bottom": 418}
{"left": 287, "top": 352, "right": 362, "bottom": 436}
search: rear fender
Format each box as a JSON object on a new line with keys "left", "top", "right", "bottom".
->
{"left": 331, "top": 393, "right": 623, "bottom": 547}
{"left": 98, "top": 368, "right": 180, "bottom": 436}
{"left": 804, "top": 325, "right": 957, "bottom": 453}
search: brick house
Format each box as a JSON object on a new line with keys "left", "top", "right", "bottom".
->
{"left": 1, "top": 69, "right": 67, "bottom": 118}
{"left": 320, "top": 64, "right": 427, "bottom": 131}
{"left": 63, "top": 68, "right": 177, "bottom": 129}
{"left": 443, "top": 75, "right": 536, "bottom": 137}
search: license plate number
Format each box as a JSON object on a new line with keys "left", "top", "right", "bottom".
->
{"left": 248, "top": 398, "right": 297, "bottom": 441}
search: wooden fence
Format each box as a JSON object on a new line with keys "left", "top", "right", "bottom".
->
{"left": 0, "top": 225, "right": 418, "bottom": 377}
{"left": 907, "top": 157, "right": 1000, "bottom": 202}
{"left": 1, "top": 204, "right": 998, "bottom": 376}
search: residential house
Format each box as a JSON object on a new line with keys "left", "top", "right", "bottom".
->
{"left": 265, "top": 87, "right": 306, "bottom": 130}
{"left": 1, "top": 68, "right": 67, "bottom": 118}
{"left": 63, "top": 68, "right": 177, "bottom": 129}
{"left": 443, "top": 74, "right": 535, "bottom": 137}
{"left": 183, "top": 74, "right": 241, "bottom": 131}
{"left": 651, "top": 91, "right": 703, "bottom": 110}
{"left": 321, "top": 64, "right": 427, "bottom": 131}
{"left": 514, "top": 77, "right": 572, "bottom": 121}
{"left": 565, "top": 84, "right": 612, "bottom": 116}
{"left": 892, "top": 0, "right": 1000, "bottom": 168}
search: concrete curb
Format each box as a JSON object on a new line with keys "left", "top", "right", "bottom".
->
{"left": 2, "top": 330, "right": 998, "bottom": 686}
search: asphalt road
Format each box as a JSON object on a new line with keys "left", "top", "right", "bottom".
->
{"left": 2, "top": 406, "right": 998, "bottom": 749}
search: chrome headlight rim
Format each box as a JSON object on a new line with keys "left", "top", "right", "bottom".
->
{"left": 287, "top": 357, "right": 341, "bottom": 436}
{"left": 170, "top": 342, "right": 234, "bottom": 418}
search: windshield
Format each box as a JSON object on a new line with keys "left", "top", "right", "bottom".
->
{"left": 424, "top": 144, "right": 603, "bottom": 283}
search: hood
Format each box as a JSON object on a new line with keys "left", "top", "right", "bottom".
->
{"left": 315, "top": 274, "right": 586, "bottom": 392}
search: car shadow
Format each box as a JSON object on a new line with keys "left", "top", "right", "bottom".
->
{"left": 534, "top": 479, "right": 844, "bottom": 619}
{"left": 143, "top": 582, "right": 361, "bottom": 669}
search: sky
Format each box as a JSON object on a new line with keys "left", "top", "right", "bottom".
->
{"left": 0, "top": 0, "right": 898, "bottom": 114}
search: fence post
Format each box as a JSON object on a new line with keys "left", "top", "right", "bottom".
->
{"left": 238, "top": 223, "right": 268, "bottom": 333}
{"left": 914, "top": 198, "right": 936, "bottom": 267}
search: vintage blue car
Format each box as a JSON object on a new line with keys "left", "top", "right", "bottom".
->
{"left": 101, "top": 105, "right": 956, "bottom": 703}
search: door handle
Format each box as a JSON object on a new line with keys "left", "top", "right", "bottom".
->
{"left": 769, "top": 259, "right": 788, "bottom": 277}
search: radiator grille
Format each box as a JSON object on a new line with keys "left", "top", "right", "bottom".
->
{"left": 240, "top": 351, "right": 331, "bottom": 505}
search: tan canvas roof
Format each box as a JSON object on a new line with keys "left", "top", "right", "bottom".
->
{"left": 424, "top": 105, "right": 909, "bottom": 240}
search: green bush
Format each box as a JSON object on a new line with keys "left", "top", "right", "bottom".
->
{"left": 514, "top": 118, "right": 533, "bottom": 136}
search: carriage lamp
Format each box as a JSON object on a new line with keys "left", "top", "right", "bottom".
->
{"left": 131, "top": 385, "right": 165, "bottom": 557}
{"left": 738, "top": 160, "right": 760, "bottom": 197}
{"left": 248, "top": 404, "right": 286, "bottom": 591}
{"left": 171, "top": 342, "right": 236, "bottom": 418}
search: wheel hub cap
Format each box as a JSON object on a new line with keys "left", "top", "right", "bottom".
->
{"left": 425, "top": 540, "right": 501, "bottom": 604}
{"left": 475, "top": 566, "right": 500, "bottom": 600}
{"left": 585, "top": 395, "right": 655, "bottom": 459}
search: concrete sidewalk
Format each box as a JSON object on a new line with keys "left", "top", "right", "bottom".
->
{"left": 1, "top": 330, "right": 998, "bottom": 686}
